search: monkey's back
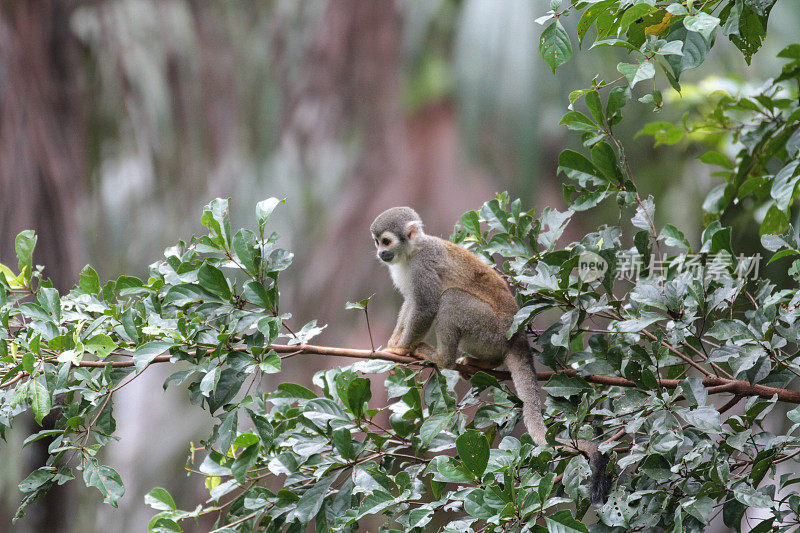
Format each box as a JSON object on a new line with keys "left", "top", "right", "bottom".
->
{"left": 435, "top": 238, "right": 519, "bottom": 317}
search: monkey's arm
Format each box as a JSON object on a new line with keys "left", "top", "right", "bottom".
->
{"left": 388, "top": 300, "right": 409, "bottom": 347}
{"left": 396, "top": 283, "right": 438, "bottom": 349}
{"left": 385, "top": 266, "right": 439, "bottom": 356}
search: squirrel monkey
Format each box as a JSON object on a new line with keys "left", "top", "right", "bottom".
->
{"left": 370, "top": 207, "right": 611, "bottom": 505}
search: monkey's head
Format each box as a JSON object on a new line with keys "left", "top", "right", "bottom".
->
{"left": 370, "top": 207, "right": 425, "bottom": 264}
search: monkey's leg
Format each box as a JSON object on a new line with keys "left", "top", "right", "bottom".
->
{"left": 401, "top": 326, "right": 458, "bottom": 370}
{"left": 429, "top": 322, "right": 460, "bottom": 370}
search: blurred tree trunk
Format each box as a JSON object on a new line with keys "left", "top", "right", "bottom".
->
{"left": 0, "top": 2, "right": 86, "bottom": 531}
{"left": 280, "top": 0, "right": 491, "bottom": 334}
{"left": 0, "top": 0, "right": 86, "bottom": 287}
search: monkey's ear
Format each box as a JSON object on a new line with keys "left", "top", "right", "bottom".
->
{"left": 405, "top": 220, "right": 423, "bottom": 240}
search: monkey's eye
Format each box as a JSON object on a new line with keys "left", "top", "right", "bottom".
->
{"left": 381, "top": 238, "right": 391, "bottom": 246}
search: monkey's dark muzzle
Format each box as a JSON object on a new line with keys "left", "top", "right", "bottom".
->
{"left": 379, "top": 250, "right": 394, "bottom": 262}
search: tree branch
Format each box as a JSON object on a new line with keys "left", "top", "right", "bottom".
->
{"left": 26, "top": 342, "right": 800, "bottom": 404}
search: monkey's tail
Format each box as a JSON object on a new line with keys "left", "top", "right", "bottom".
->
{"left": 505, "top": 347, "right": 612, "bottom": 506}
{"left": 574, "top": 438, "right": 612, "bottom": 506}
{"left": 505, "top": 347, "right": 548, "bottom": 444}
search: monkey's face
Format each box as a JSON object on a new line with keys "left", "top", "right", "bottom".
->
{"left": 370, "top": 207, "right": 425, "bottom": 265}
{"left": 373, "top": 231, "right": 402, "bottom": 264}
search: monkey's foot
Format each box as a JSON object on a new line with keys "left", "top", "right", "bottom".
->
{"left": 412, "top": 344, "right": 434, "bottom": 361}
{"left": 383, "top": 346, "right": 411, "bottom": 356}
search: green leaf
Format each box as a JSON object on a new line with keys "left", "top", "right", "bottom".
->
{"left": 707, "top": 320, "right": 753, "bottom": 341}
{"left": 248, "top": 410, "right": 274, "bottom": 449}
{"left": 619, "top": 4, "right": 654, "bottom": 33}
{"left": 767, "top": 248, "right": 798, "bottom": 265}
{"left": 539, "top": 20, "right": 573, "bottom": 73}
{"left": 197, "top": 262, "right": 231, "bottom": 300}
{"left": 557, "top": 149, "right": 603, "bottom": 184}
{"left": 733, "top": 484, "right": 772, "bottom": 508}
{"left": 231, "top": 443, "right": 259, "bottom": 485}
{"left": 699, "top": 150, "right": 733, "bottom": 169}
{"left": 680, "top": 377, "right": 707, "bottom": 406}
{"left": 209, "top": 368, "right": 245, "bottom": 413}
{"left": 420, "top": 412, "right": 453, "bottom": 446}
{"left": 29, "top": 380, "right": 51, "bottom": 426}
{"left": 430, "top": 456, "right": 474, "bottom": 483}
{"left": 577, "top": 0, "right": 614, "bottom": 45}
{"left": 274, "top": 382, "right": 317, "bottom": 400}
{"left": 256, "top": 197, "right": 285, "bottom": 228}
{"left": 201, "top": 198, "right": 232, "bottom": 248}
{"left": 256, "top": 316, "right": 281, "bottom": 345}
{"left": 133, "top": 341, "right": 173, "bottom": 372}
{"left": 291, "top": 319, "right": 327, "bottom": 344}
{"left": 96, "top": 398, "right": 116, "bottom": 434}
{"left": 723, "top": 498, "right": 747, "bottom": 530}
{"left": 21, "top": 352, "right": 35, "bottom": 375}
{"left": 460, "top": 210, "right": 481, "bottom": 235}
{"left": 144, "top": 487, "right": 177, "bottom": 511}
{"left": 406, "top": 507, "right": 434, "bottom": 529}
{"left": 18, "top": 466, "right": 56, "bottom": 493}
{"left": 683, "top": 12, "right": 720, "bottom": 40}
{"left": 232, "top": 229, "right": 257, "bottom": 275}
{"left": 345, "top": 294, "right": 374, "bottom": 311}
{"left": 683, "top": 496, "right": 714, "bottom": 523}
{"left": 244, "top": 280, "right": 274, "bottom": 310}
{"left": 638, "top": 121, "right": 684, "bottom": 146}
{"left": 15, "top": 230, "right": 37, "bottom": 274}
{"left": 770, "top": 160, "right": 800, "bottom": 211}
{"left": 149, "top": 517, "right": 181, "bottom": 533}
{"left": 354, "top": 490, "right": 395, "bottom": 521}
{"left": 760, "top": 204, "right": 789, "bottom": 236}
{"left": 346, "top": 377, "right": 371, "bottom": 418}
{"left": 606, "top": 86, "right": 630, "bottom": 121}
{"left": 83, "top": 462, "right": 125, "bottom": 507}
{"left": 559, "top": 111, "right": 599, "bottom": 132}
{"left": 545, "top": 509, "right": 589, "bottom": 533}
{"left": 85, "top": 334, "right": 116, "bottom": 359}
{"left": 456, "top": 429, "right": 489, "bottom": 478}
{"left": 289, "top": 474, "right": 337, "bottom": 524}
{"left": 617, "top": 61, "right": 655, "bottom": 88}
{"left": 584, "top": 90, "right": 605, "bottom": 125}
{"left": 542, "top": 374, "right": 590, "bottom": 398}
{"left": 659, "top": 224, "right": 691, "bottom": 250}
{"left": 259, "top": 351, "right": 281, "bottom": 374}
{"left": 79, "top": 265, "right": 101, "bottom": 294}
{"left": 666, "top": 27, "right": 710, "bottom": 77}
{"left": 680, "top": 405, "right": 721, "bottom": 432}
{"left": 590, "top": 142, "right": 621, "bottom": 182}
{"left": 702, "top": 183, "right": 732, "bottom": 216}
{"left": 37, "top": 287, "right": 60, "bottom": 322}
{"left": 332, "top": 428, "right": 354, "bottom": 460}
{"left": 631, "top": 196, "right": 655, "bottom": 232}
{"left": 215, "top": 410, "right": 238, "bottom": 453}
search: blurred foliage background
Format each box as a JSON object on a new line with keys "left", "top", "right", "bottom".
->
{"left": 0, "top": 0, "right": 797, "bottom": 530}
